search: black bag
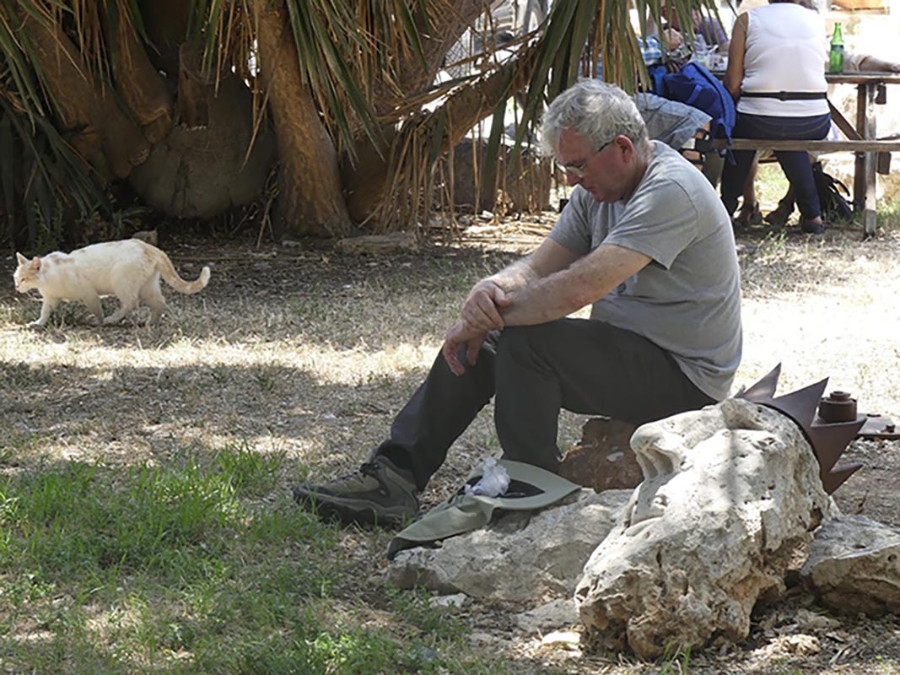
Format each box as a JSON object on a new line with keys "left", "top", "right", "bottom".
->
{"left": 813, "top": 162, "right": 853, "bottom": 222}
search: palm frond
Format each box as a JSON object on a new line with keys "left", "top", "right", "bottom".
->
{"left": 0, "top": 95, "right": 108, "bottom": 249}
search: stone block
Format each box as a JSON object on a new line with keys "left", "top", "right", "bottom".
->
{"left": 559, "top": 417, "right": 642, "bottom": 492}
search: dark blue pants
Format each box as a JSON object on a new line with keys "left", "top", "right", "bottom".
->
{"left": 721, "top": 112, "right": 831, "bottom": 220}
{"left": 372, "top": 319, "right": 715, "bottom": 490}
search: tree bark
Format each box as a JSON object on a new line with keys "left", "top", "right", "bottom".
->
{"left": 255, "top": 0, "right": 352, "bottom": 238}
{"left": 21, "top": 11, "right": 151, "bottom": 181}
{"left": 127, "top": 47, "right": 277, "bottom": 219}
{"left": 110, "top": 11, "right": 174, "bottom": 144}
{"left": 370, "top": 0, "right": 488, "bottom": 116}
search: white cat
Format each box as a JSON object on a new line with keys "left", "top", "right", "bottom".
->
{"left": 13, "top": 239, "right": 211, "bottom": 327}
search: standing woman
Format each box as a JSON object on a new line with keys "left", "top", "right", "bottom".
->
{"left": 720, "top": 0, "right": 830, "bottom": 234}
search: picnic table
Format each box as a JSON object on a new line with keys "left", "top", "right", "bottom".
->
{"left": 711, "top": 71, "right": 900, "bottom": 237}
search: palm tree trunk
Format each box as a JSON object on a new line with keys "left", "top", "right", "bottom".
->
{"left": 346, "top": 41, "right": 540, "bottom": 226}
{"left": 255, "top": 0, "right": 352, "bottom": 238}
{"left": 110, "top": 11, "right": 174, "bottom": 144}
{"left": 20, "top": 10, "right": 150, "bottom": 181}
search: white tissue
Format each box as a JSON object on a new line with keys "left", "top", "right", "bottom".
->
{"left": 463, "top": 457, "right": 510, "bottom": 497}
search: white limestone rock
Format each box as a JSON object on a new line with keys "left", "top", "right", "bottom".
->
{"left": 515, "top": 597, "right": 579, "bottom": 634}
{"left": 801, "top": 514, "right": 900, "bottom": 615}
{"left": 386, "top": 488, "right": 632, "bottom": 602}
{"left": 575, "top": 398, "right": 837, "bottom": 659}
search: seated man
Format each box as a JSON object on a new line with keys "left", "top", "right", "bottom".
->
{"left": 635, "top": 91, "right": 722, "bottom": 185}
{"left": 651, "top": 1, "right": 731, "bottom": 56}
{"left": 294, "top": 80, "right": 743, "bottom": 527}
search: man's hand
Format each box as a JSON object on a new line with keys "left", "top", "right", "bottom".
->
{"left": 462, "top": 279, "right": 511, "bottom": 332}
{"left": 441, "top": 320, "right": 487, "bottom": 376}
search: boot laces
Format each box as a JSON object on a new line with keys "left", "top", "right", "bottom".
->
{"left": 326, "top": 462, "right": 383, "bottom": 490}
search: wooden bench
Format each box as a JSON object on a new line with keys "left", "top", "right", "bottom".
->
{"left": 703, "top": 137, "right": 900, "bottom": 237}
{"left": 704, "top": 72, "right": 900, "bottom": 237}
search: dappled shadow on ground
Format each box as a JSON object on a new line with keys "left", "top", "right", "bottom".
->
{"left": 1, "top": 244, "right": 521, "bottom": 351}
{"left": 2, "top": 224, "right": 900, "bottom": 673}
{"left": 0, "top": 357, "right": 428, "bottom": 474}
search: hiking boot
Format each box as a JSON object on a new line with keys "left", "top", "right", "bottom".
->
{"left": 293, "top": 456, "right": 419, "bottom": 527}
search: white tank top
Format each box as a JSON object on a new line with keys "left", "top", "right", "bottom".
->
{"left": 738, "top": 3, "right": 829, "bottom": 117}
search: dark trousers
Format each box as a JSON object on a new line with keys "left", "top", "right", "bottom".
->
{"left": 721, "top": 112, "right": 831, "bottom": 220}
{"left": 372, "top": 319, "right": 715, "bottom": 490}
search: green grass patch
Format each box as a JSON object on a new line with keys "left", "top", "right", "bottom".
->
{"left": 0, "top": 444, "right": 492, "bottom": 673}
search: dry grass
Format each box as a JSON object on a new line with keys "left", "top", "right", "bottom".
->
{"left": 2, "top": 192, "right": 900, "bottom": 671}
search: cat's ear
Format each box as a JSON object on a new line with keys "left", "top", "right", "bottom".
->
{"left": 32, "top": 257, "right": 42, "bottom": 270}
{"left": 15, "top": 252, "right": 28, "bottom": 265}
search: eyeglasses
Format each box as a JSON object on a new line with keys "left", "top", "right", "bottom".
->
{"left": 555, "top": 138, "right": 615, "bottom": 178}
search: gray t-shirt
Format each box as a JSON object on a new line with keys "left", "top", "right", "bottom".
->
{"left": 548, "top": 142, "right": 742, "bottom": 400}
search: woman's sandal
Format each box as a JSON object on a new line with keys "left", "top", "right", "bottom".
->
{"left": 733, "top": 201, "right": 762, "bottom": 228}
{"left": 764, "top": 201, "right": 794, "bottom": 229}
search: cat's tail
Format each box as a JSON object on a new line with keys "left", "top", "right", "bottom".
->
{"left": 153, "top": 248, "right": 211, "bottom": 294}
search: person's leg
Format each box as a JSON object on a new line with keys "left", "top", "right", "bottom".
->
{"left": 775, "top": 120, "right": 830, "bottom": 219}
{"left": 492, "top": 319, "right": 715, "bottom": 472}
{"left": 734, "top": 155, "right": 761, "bottom": 227}
{"left": 294, "top": 335, "right": 499, "bottom": 526}
{"left": 373, "top": 334, "right": 498, "bottom": 490}
{"left": 720, "top": 149, "right": 757, "bottom": 218}
{"left": 765, "top": 183, "right": 795, "bottom": 228}
{"left": 723, "top": 112, "right": 779, "bottom": 217}
{"left": 294, "top": 319, "right": 716, "bottom": 525}
{"left": 725, "top": 113, "right": 830, "bottom": 225}
{"left": 741, "top": 154, "right": 759, "bottom": 208}
{"left": 701, "top": 148, "right": 725, "bottom": 188}
{"left": 774, "top": 149, "right": 821, "bottom": 222}
{"left": 736, "top": 113, "right": 830, "bottom": 231}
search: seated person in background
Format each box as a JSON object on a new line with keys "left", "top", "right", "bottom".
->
{"left": 653, "top": 1, "right": 731, "bottom": 56}
{"left": 595, "top": 42, "right": 722, "bottom": 184}
{"left": 721, "top": 0, "right": 830, "bottom": 234}
{"left": 293, "top": 80, "right": 742, "bottom": 528}
{"left": 735, "top": 50, "right": 900, "bottom": 228}
{"left": 635, "top": 92, "right": 723, "bottom": 185}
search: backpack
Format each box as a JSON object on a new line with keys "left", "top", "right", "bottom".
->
{"left": 649, "top": 61, "right": 736, "bottom": 144}
{"left": 812, "top": 162, "right": 854, "bottom": 222}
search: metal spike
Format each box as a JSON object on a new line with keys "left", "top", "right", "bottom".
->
{"left": 733, "top": 366, "right": 863, "bottom": 495}
{"left": 736, "top": 363, "right": 782, "bottom": 402}
{"left": 821, "top": 463, "right": 863, "bottom": 494}
{"left": 808, "top": 417, "right": 866, "bottom": 473}
{"left": 767, "top": 378, "right": 829, "bottom": 439}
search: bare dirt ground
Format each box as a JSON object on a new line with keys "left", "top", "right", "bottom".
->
{"left": 2, "top": 209, "right": 900, "bottom": 673}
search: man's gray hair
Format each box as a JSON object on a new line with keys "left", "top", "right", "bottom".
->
{"left": 540, "top": 80, "right": 647, "bottom": 157}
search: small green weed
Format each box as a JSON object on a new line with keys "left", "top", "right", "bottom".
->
{"left": 659, "top": 640, "right": 693, "bottom": 674}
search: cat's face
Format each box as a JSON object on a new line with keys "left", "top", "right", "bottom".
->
{"left": 13, "top": 253, "right": 40, "bottom": 293}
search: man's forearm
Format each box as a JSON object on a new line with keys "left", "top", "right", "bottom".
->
{"left": 459, "top": 238, "right": 582, "bottom": 334}
{"left": 499, "top": 244, "right": 652, "bottom": 327}
{"left": 483, "top": 257, "right": 540, "bottom": 293}
{"left": 500, "top": 271, "right": 587, "bottom": 326}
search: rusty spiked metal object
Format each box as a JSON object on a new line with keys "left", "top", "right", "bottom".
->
{"left": 736, "top": 364, "right": 864, "bottom": 494}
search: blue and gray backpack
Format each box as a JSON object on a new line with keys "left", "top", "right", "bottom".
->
{"left": 649, "top": 61, "right": 736, "bottom": 144}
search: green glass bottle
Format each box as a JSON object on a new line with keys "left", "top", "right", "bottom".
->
{"left": 829, "top": 22, "right": 844, "bottom": 74}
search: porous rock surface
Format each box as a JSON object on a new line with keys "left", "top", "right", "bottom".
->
{"left": 386, "top": 488, "right": 632, "bottom": 602}
{"left": 574, "top": 398, "right": 839, "bottom": 659}
{"left": 802, "top": 514, "right": 900, "bottom": 615}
